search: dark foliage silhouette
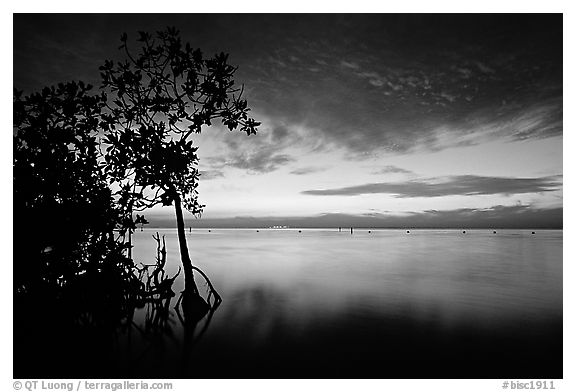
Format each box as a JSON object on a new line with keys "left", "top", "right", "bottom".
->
{"left": 13, "top": 29, "right": 232, "bottom": 378}
{"left": 135, "top": 214, "right": 149, "bottom": 231}
{"left": 13, "top": 82, "right": 152, "bottom": 377}
{"left": 13, "top": 81, "right": 132, "bottom": 299}
{"left": 99, "top": 27, "right": 260, "bottom": 295}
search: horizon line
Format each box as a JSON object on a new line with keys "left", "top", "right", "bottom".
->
{"left": 139, "top": 226, "right": 563, "bottom": 230}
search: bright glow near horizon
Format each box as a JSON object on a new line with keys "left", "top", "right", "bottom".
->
{"left": 139, "top": 130, "right": 562, "bottom": 220}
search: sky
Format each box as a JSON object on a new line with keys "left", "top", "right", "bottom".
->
{"left": 13, "top": 14, "right": 563, "bottom": 228}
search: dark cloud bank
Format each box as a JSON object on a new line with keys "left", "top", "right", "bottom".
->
{"left": 302, "top": 175, "right": 562, "bottom": 197}
{"left": 145, "top": 204, "right": 562, "bottom": 229}
{"left": 14, "top": 14, "right": 562, "bottom": 159}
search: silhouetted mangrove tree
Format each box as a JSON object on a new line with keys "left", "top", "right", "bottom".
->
{"left": 98, "top": 27, "right": 260, "bottom": 295}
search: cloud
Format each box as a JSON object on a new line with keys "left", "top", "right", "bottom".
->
{"left": 199, "top": 170, "right": 225, "bottom": 180}
{"left": 240, "top": 16, "right": 562, "bottom": 157}
{"left": 340, "top": 60, "right": 360, "bottom": 70}
{"left": 395, "top": 204, "right": 562, "bottom": 228}
{"left": 209, "top": 149, "right": 294, "bottom": 174}
{"left": 347, "top": 204, "right": 562, "bottom": 228}
{"left": 475, "top": 61, "right": 495, "bottom": 74}
{"left": 506, "top": 100, "right": 563, "bottom": 141}
{"left": 249, "top": 59, "right": 562, "bottom": 158}
{"left": 372, "top": 165, "right": 413, "bottom": 175}
{"left": 302, "top": 175, "right": 562, "bottom": 198}
{"left": 271, "top": 125, "right": 290, "bottom": 143}
{"left": 202, "top": 117, "right": 307, "bottom": 175}
{"left": 145, "top": 204, "right": 562, "bottom": 229}
{"left": 14, "top": 14, "right": 562, "bottom": 159}
{"left": 290, "top": 166, "right": 327, "bottom": 175}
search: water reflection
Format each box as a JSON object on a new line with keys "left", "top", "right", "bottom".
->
{"left": 15, "top": 229, "right": 562, "bottom": 378}
{"left": 131, "top": 229, "right": 562, "bottom": 378}
{"left": 14, "top": 232, "right": 223, "bottom": 379}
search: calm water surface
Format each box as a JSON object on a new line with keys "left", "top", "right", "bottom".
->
{"left": 103, "top": 228, "right": 563, "bottom": 378}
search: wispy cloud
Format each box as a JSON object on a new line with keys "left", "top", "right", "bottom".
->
{"left": 209, "top": 149, "right": 294, "bottom": 174}
{"left": 302, "top": 175, "right": 562, "bottom": 198}
{"left": 203, "top": 118, "right": 305, "bottom": 175}
{"left": 340, "top": 60, "right": 360, "bottom": 70}
{"left": 372, "top": 165, "right": 413, "bottom": 175}
{"left": 290, "top": 166, "right": 327, "bottom": 175}
{"left": 199, "top": 170, "right": 225, "bottom": 180}
{"left": 240, "top": 16, "right": 562, "bottom": 157}
{"left": 16, "top": 15, "right": 561, "bottom": 159}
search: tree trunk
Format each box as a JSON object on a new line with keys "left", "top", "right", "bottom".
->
{"left": 174, "top": 194, "right": 198, "bottom": 294}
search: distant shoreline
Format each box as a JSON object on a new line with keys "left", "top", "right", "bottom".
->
{"left": 139, "top": 226, "right": 563, "bottom": 230}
